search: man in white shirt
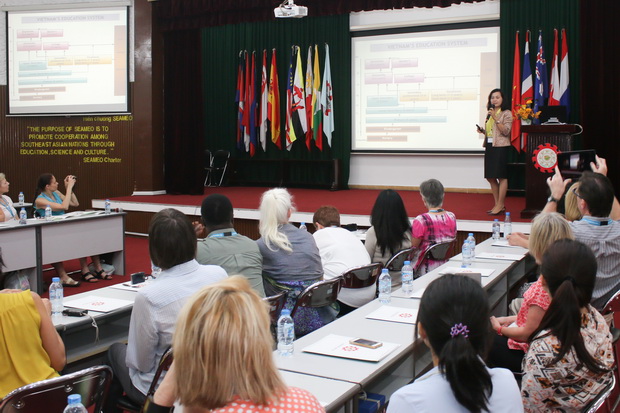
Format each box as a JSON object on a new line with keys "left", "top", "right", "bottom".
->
{"left": 312, "top": 205, "right": 372, "bottom": 315}
{"left": 104, "top": 209, "right": 227, "bottom": 413}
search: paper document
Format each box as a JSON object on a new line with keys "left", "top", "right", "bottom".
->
{"left": 365, "top": 306, "right": 417, "bottom": 324}
{"left": 109, "top": 281, "right": 150, "bottom": 292}
{"left": 491, "top": 239, "right": 528, "bottom": 249}
{"left": 439, "top": 267, "right": 495, "bottom": 277}
{"left": 303, "top": 334, "right": 400, "bottom": 362}
{"left": 476, "top": 252, "right": 526, "bottom": 261}
{"left": 64, "top": 295, "right": 133, "bottom": 313}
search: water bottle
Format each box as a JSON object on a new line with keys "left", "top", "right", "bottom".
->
{"left": 462, "top": 239, "right": 472, "bottom": 267}
{"left": 467, "top": 233, "right": 476, "bottom": 258}
{"left": 401, "top": 260, "right": 414, "bottom": 295}
{"left": 63, "top": 394, "right": 87, "bottom": 413}
{"left": 18, "top": 191, "right": 24, "bottom": 205}
{"left": 49, "top": 277, "right": 64, "bottom": 318}
{"left": 45, "top": 204, "right": 52, "bottom": 221}
{"left": 104, "top": 199, "right": 111, "bottom": 214}
{"left": 378, "top": 268, "right": 391, "bottom": 304}
{"left": 277, "top": 309, "right": 295, "bottom": 357}
{"left": 299, "top": 222, "right": 307, "bottom": 231}
{"left": 19, "top": 208, "right": 27, "bottom": 224}
{"left": 504, "top": 212, "right": 512, "bottom": 238}
{"left": 492, "top": 219, "right": 501, "bottom": 240}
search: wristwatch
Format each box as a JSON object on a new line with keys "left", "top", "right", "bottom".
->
{"left": 547, "top": 196, "right": 559, "bottom": 203}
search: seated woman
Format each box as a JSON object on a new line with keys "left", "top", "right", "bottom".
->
{"left": 564, "top": 181, "right": 583, "bottom": 221}
{"left": 0, "top": 253, "right": 66, "bottom": 398}
{"left": 256, "top": 188, "right": 334, "bottom": 336}
{"left": 34, "top": 173, "right": 109, "bottom": 286}
{"left": 489, "top": 212, "right": 573, "bottom": 372}
{"left": 387, "top": 274, "right": 522, "bottom": 413}
{"left": 365, "top": 189, "right": 412, "bottom": 289}
{"left": 522, "top": 239, "right": 614, "bottom": 412}
{"left": 410, "top": 179, "right": 457, "bottom": 276}
{"left": 0, "top": 173, "right": 17, "bottom": 222}
{"left": 148, "top": 276, "right": 324, "bottom": 413}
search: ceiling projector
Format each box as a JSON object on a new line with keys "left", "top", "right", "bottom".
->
{"left": 274, "top": 0, "right": 308, "bottom": 18}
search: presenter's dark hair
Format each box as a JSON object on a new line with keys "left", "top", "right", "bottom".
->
{"left": 529, "top": 239, "right": 608, "bottom": 374}
{"left": 577, "top": 171, "right": 615, "bottom": 218}
{"left": 487, "top": 88, "right": 510, "bottom": 111}
{"left": 201, "top": 194, "right": 234, "bottom": 227}
{"left": 417, "top": 274, "right": 492, "bottom": 413}
{"left": 370, "top": 189, "right": 411, "bottom": 256}
{"left": 149, "top": 208, "right": 197, "bottom": 270}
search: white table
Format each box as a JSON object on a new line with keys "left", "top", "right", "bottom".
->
{"left": 279, "top": 371, "right": 361, "bottom": 413}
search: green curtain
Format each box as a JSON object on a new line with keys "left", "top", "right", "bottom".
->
{"left": 201, "top": 14, "right": 351, "bottom": 188}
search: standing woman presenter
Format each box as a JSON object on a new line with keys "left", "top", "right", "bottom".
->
{"left": 478, "top": 88, "right": 513, "bottom": 215}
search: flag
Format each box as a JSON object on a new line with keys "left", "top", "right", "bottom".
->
{"left": 321, "top": 44, "right": 334, "bottom": 147}
{"left": 521, "top": 31, "right": 533, "bottom": 103}
{"left": 242, "top": 51, "right": 251, "bottom": 151}
{"left": 259, "top": 49, "right": 268, "bottom": 152}
{"left": 559, "top": 29, "right": 570, "bottom": 115}
{"left": 249, "top": 51, "right": 258, "bottom": 157}
{"left": 533, "top": 30, "right": 548, "bottom": 117}
{"left": 312, "top": 45, "right": 323, "bottom": 151}
{"left": 548, "top": 29, "right": 560, "bottom": 106}
{"left": 268, "top": 49, "right": 281, "bottom": 149}
{"left": 305, "top": 46, "right": 314, "bottom": 150}
{"left": 235, "top": 51, "right": 245, "bottom": 151}
{"left": 285, "top": 46, "right": 296, "bottom": 151}
{"left": 510, "top": 32, "right": 521, "bottom": 152}
{"left": 291, "top": 46, "right": 307, "bottom": 148}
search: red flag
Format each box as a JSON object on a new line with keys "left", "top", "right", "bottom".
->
{"left": 510, "top": 32, "right": 521, "bottom": 152}
{"left": 249, "top": 51, "right": 257, "bottom": 157}
{"left": 548, "top": 29, "right": 560, "bottom": 106}
{"left": 242, "top": 51, "right": 251, "bottom": 152}
{"left": 235, "top": 51, "right": 245, "bottom": 151}
{"left": 268, "top": 49, "right": 281, "bottom": 149}
{"left": 259, "top": 49, "right": 268, "bottom": 152}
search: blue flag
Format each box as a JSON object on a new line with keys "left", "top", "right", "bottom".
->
{"left": 533, "top": 30, "right": 548, "bottom": 120}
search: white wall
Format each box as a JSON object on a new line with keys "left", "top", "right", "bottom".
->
{"left": 349, "top": 1, "right": 499, "bottom": 190}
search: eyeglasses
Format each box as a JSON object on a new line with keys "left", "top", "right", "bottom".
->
{"left": 571, "top": 187, "right": 583, "bottom": 199}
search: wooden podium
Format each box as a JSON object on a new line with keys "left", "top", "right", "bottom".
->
{"left": 521, "top": 124, "right": 580, "bottom": 218}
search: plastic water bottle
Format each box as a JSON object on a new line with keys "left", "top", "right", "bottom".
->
{"left": 18, "top": 191, "right": 24, "bottom": 205}
{"left": 49, "top": 277, "right": 64, "bottom": 318}
{"left": 492, "top": 219, "right": 501, "bottom": 240}
{"left": 378, "top": 268, "right": 391, "bottom": 304}
{"left": 63, "top": 394, "right": 87, "bottom": 413}
{"left": 467, "top": 233, "right": 476, "bottom": 258}
{"left": 45, "top": 204, "right": 52, "bottom": 221}
{"left": 277, "top": 309, "right": 295, "bottom": 357}
{"left": 104, "top": 199, "right": 111, "bottom": 214}
{"left": 19, "top": 208, "right": 27, "bottom": 224}
{"left": 299, "top": 222, "right": 307, "bottom": 231}
{"left": 462, "top": 239, "right": 472, "bottom": 267}
{"left": 401, "top": 260, "right": 414, "bottom": 295}
{"left": 504, "top": 212, "right": 512, "bottom": 238}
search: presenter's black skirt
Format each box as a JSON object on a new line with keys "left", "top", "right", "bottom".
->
{"left": 484, "top": 143, "right": 509, "bottom": 179}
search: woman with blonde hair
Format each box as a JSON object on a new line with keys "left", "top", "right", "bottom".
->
{"left": 256, "top": 188, "right": 334, "bottom": 336}
{"left": 489, "top": 212, "right": 573, "bottom": 372}
{"left": 564, "top": 182, "right": 583, "bottom": 221}
{"left": 148, "top": 276, "right": 324, "bottom": 413}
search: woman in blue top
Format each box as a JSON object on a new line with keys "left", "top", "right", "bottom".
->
{"left": 34, "top": 173, "right": 110, "bottom": 286}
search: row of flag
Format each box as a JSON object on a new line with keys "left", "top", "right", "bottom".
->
{"left": 235, "top": 44, "right": 334, "bottom": 155}
{"left": 510, "top": 29, "right": 570, "bottom": 152}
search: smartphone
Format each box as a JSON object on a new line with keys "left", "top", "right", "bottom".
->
{"left": 349, "top": 338, "right": 383, "bottom": 349}
{"left": 62, "top": 309, "right": 88, "bottom": 317}
{"left": 557, "top": 150, "right": 596, "bottom": 178}
{"left": 476, "top": 124, "right": 484, "bottom": 133}
{"left": 131, "top": 272, "right": 146, "bottom": 284}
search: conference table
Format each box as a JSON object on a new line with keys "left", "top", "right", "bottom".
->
{"left": 0, "top": 211, "right": 126, "bottom": 294}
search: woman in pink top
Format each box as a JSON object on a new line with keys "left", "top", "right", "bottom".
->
{"left": 488, "top": 213, "right": 573, "bottom": 372}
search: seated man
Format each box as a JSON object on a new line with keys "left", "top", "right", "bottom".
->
{"left": 105, "top": 208, "right": 227, "bottom": 412}
{"left": 312, "top": 205, "right": 372, "bottom": 315}
{"left": 544, "top": 156, "right": 620, "bottom": 309}
{"left": 194, "top": 194, "right": 265, "bottom": 297}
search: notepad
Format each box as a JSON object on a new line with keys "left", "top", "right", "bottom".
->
{"left": 476, "top": 252, "right": 526, "bottom": 261}
{"left": 64, "top": 295, "right": 133, "bottom": 313}
{"left": 302, "top": 334, "right": 400, "bottom": 362}
{"left": 439, "top": 267, "right": 495, "bottom": 277}
{"left": 365, "top": 306, "right": 417, "bottom": 324}
{"left": 109, "top": 281, "right": 150, "bottom": 292}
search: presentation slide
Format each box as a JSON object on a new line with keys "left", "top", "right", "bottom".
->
{"left": 352, "top": 26, "right": 500, "bottom": 152}
{"left": 7, "top": 6, "right": 129, "bottom": 116}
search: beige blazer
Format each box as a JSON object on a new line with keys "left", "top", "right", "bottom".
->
{"left": 491, "top": 109, "right": 513, "bottom": 147}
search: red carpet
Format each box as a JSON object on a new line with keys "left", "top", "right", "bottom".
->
{"left": 113, "top": 187, "right": 528, "bottom": 223}
{"left": 42, "top": 236, "right": 150, "bottom": 298}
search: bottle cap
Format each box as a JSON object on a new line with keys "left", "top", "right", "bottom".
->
{"left": 468, "top": 233, "right": 473, "bottom": 236}
{"left": 506, "top": 212, "right": 511, "bottom": 216}
{"left": 382, "top": 268, "right": 389, "bottom": 273}
{"left": 494, "top": 219, "right": 499, "bottom": 222}
{"left": 21, "top": 207, "right": 25, "bottom": 211}
{"left": 404, "top": 261, "right": 411, "bottom": 266}
{"left": 52, "top": 277, "right": 60, "bottom": 283}
{"left": 68, "top": 394, "right": 81, "bottom": 404}
{"left": 280, "top": 309, "right": 291, "bottom": 316}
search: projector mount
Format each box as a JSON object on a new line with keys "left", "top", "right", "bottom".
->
{"left": 274, "top": 0, "right": 308, "bottom": 18}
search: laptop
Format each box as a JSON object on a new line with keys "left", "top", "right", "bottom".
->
{"left": 539, "top": 105, "right": 568, "bottom": 124}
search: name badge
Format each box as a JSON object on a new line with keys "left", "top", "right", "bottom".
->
{"left": 487, "top": 137, "right": 493, "bottom": 143}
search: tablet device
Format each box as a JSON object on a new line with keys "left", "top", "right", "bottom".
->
{"left": 557, "top": 150, "right": 596, "bottom": 178}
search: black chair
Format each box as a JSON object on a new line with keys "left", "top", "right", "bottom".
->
{"left": 204, "top": 149, "right": 230, "bottom": 187}
{"left": 341, "top": 263, "right": 383, "bottom": 290}
{"left": 291, "top": 278, "right": 342, "bottom": 319}
{"left": 202, "top": 149, "right": 213, "bottom": 186}
{"left": 414, "top": 239, "right": 456, "bottom": 277}
{"left": 0, "top": 365, "right": 112, "bottom": 413}
{"left": 116, "top": 348, "right": 173, "bottom": 413}
{"left": 263, "top": 290, "right": 288, "bottom": 325}
{"left": 384, "top": 247, "right": 416, "bottom": 272}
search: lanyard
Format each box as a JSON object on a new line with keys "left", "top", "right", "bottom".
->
{"left": 581, "top": 217, "right": 610, "bottom": 226}
{"left": 208, "top": 231, "right": 238, "bottom": 238}
{"left": 0, "top": 197, "right": 15, "bottom": 218}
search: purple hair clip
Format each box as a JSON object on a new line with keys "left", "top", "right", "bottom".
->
{"left": 450, "top": 323, "right": 469, "bottom": 338}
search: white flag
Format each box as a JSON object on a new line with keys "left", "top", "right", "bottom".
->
{"left": 321, "top": 44, "right": 334, "bottom": 147}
